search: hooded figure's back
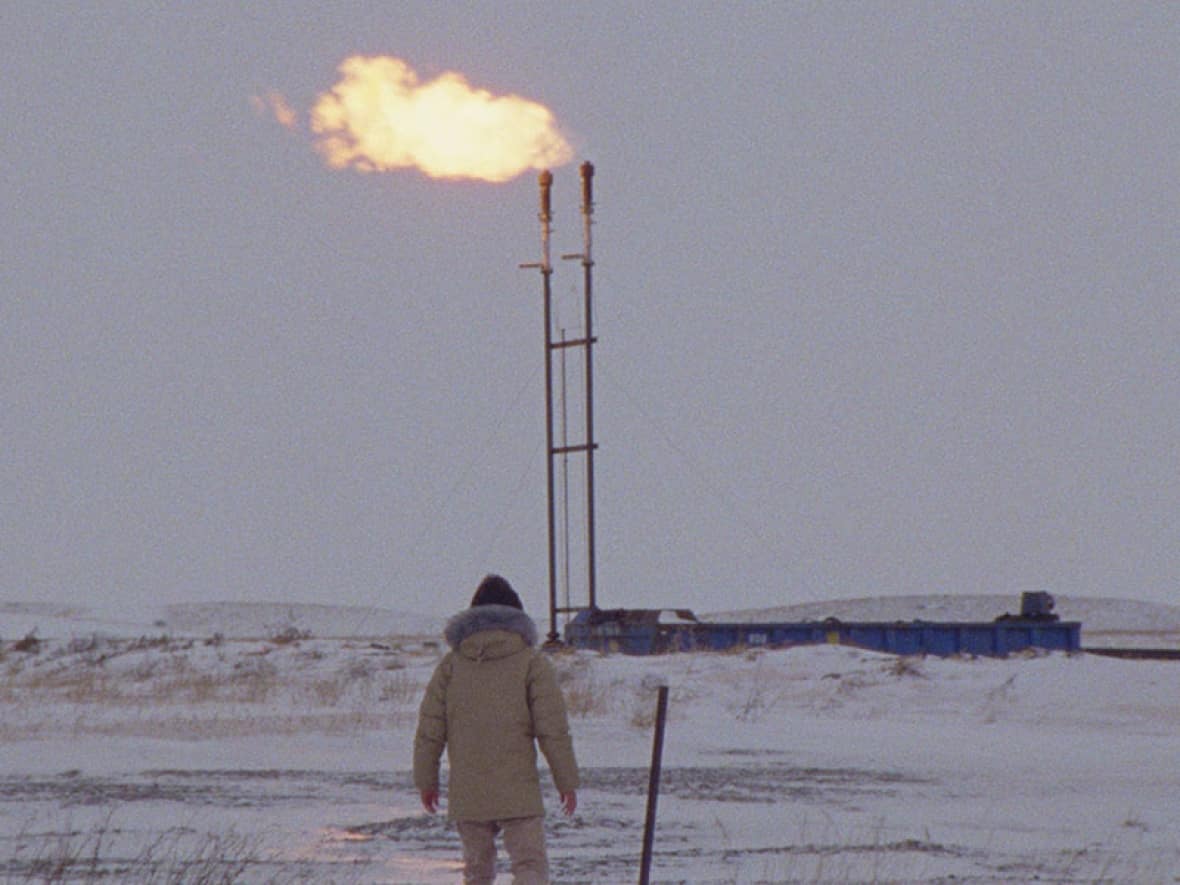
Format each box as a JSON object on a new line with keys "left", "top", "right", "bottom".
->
{"left": 413, "top": 604, "right": 579, "bottom": 821}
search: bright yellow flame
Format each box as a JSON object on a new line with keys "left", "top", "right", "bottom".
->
{"left": 310, "top": 56, "right": 573, "bottom": 183}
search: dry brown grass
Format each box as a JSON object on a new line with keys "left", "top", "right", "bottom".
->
{"left": 2, "top": 815, "right": 264, "bottom": 883}
{"left": 0, "top": 664, "right": 282, "bottom": 709}
{"left": 629, "top": 697, "right": 657, "bottom": 729}
{"left": 69, "top": 711, "right": 415, "bottom": 740}
{"left": 378, "top": 670, "right": 416, "bottom": 703}
{"left": 0, "top": 634, "right": 430, "bottom": 742}
{"left": 553, "top": 656, "right": 612, "bottom": 718}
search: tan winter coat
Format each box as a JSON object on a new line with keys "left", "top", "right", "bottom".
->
{"left": 413, "top": 605, "right": 580, "bottom": 821}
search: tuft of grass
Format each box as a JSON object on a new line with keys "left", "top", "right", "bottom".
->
{"left": 269, "top": 625, "right": 312, "bottom": 645}
{"left": 229, "top": 657, "right": 280, "bottom": 703}
{"left": 13, "top": 630, "right": 41, "bottom": 654}
{"left": 308, "top": 676, "right": 347, "bottom": 706}
{"left": 887, "top": 655, "right": 927, "bottom": 679}
{"left": 2, "top": 818, "right": 265, "bottom": 884}
{"left": 378, "top": 670, "right": 416, "bottom": 704}
{"left": 128, "top": 634, "right": 176, "bottom": 652}
{"left": 629, "top": 701, "right": 656, "bottom": 730}
{"left": 553, "top": 656, "right": 612, "bottom": 718}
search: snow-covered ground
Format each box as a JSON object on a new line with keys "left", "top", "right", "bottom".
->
{"left": 2, "top": 596, "right": 1179, "bottom": 883}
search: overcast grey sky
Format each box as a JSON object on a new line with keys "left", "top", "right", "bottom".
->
{"left": 3, "top": 2, "right": 1177, "bottom": 620}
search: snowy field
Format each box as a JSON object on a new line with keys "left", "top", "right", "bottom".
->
{"left": 2, "top": 596, "right": 1179, "bottom": 883}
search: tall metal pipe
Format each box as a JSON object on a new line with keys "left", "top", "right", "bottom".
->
{"left": 520, "top": 171, "right": 559, "bottom": 643}
{"left": 559, "top": 327, "right": 571, "bottom": 616}
{"left": 578, "top": 161, "right": 598, "bottom": 611}
{"left": 538, "top": 171, "right": 559, "bottom": 643}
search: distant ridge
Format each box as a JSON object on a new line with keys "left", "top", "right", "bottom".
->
{"left": 1, "top": 600, "right": 444, "bottom": 640}
{"left": 163, "top": 602, "right": 443, "bottom": 639}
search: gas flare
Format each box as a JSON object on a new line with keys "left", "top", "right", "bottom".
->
{"left": 252, "top": 92, "right": 298, "bottom": 130}
{"left": 310, "top": 56, "right": 573, "bottom": 183}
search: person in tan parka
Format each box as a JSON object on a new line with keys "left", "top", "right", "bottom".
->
{"left": 413, "top": 574, "right": 579, "bottom": 884}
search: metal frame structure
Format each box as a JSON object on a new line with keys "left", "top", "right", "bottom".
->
{"left": 521, "top": 163, "right": 599, "bottom": 643}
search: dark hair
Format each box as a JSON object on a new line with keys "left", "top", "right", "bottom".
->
{"left": 470, "top": 574, "right": 524, "bottom": 610}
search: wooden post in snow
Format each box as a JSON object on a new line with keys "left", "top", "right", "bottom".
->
{"left": 639, "top": 683, "right": 669, "bottom": 885}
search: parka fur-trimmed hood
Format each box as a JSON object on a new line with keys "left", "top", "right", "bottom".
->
{"left": 444, "top": 603, "right": 538, "bottom": 652}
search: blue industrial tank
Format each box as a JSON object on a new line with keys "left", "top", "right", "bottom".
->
{"left": 563, "top": 594, "right": 1081, "bottom": 657}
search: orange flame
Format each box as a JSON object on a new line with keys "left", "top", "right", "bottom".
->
{"left": 252, "top": 92, "right": 299, "bottom": 130}
{"left": 310, "top": 56, "right": 573, "bottom": 183}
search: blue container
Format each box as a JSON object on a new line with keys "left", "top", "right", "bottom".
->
{"left": 563, "top": 609, "right": 1081, "bottom": 657}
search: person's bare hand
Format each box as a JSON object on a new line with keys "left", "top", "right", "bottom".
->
{"left": 560, "top": 791, "right": 577, "bottom": 816}
{"left": 420, "top": 788, "right": 440, "bottom": 814}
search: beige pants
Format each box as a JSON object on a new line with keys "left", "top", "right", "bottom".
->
{"left": 455, "top": 816, "right": 549, "bottom": 884}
